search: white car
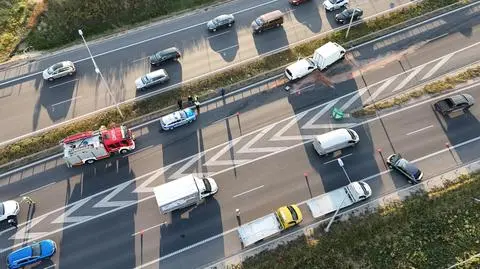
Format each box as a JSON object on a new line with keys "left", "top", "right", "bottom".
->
{"left": 285, "top": 58, "right": 316, "bottom": 81}
{"left": 135, "top": 69, "right": 170, "bottom": 90}
{"left": 0, "top": 200, "right": 20, "bottom": 222}
{"left": 323, "top": 0, "right": 348, "bottom": 11}
{"left": 42, "top": 61, "right": 76, "bottom": 81}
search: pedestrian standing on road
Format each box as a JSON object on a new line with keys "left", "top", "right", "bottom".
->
{"left": 177, "top": 99, "right": 183, "bottom": 109}
{"left": 195, "top": 101, "right": 201, "bottom": 115}
{"left": 22, "top": 196, "right": 35, "bottom": 205}
{"left": 220, "top": 88, "right": 225, "bottom": 98}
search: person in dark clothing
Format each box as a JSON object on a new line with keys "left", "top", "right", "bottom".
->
{"left": 8, "top": 217, "right": 18, "bottom": 228}
{"left": 177, "top": 99, "right": 183, "bottom": 109}
{"left": 220, "top": 88, "right": 225, "bottom": 97}
{"left": 187, "top": 95, "right": 193, "bottom": 105}
{"left": 195, "top": 101, "right": 200, "bottom": 115}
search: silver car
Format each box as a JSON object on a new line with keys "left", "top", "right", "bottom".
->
{"left": 135, "top": 69, "right": 169, "bottom": 90}
{"left": 43, "top": 61, "right": 76, "bottom": 81}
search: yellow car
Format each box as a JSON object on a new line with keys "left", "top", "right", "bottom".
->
{"left": 275, "top": 204, "right": 303, "bottom": 230}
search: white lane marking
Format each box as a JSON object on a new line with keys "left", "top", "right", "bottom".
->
{"left": 207, "top": 31, "right": 231, "bottom": 39}
{"left": 50, "top": 96, "right": 82, "bottom": 108}
{"left": 48, "top": 79, "right": 78, "bottom": 89}
{"left": 131, "top": 222, "right": 167, "bottom": 236}
{"left": 0, "top": 227, "right": 16, "bottom": 236}
{"left": 216, "top": 44, "right": 239, "bottom": 53}
{"left": 122, "top": 145, "right": 153, "bottom": 157}
{"left": 422, "top": 53, "right": 454, "bottom": 80}
{"left": 0, "top": 153, "right": 63, "bottom": 178}
{"left": 136, "top": 132, "right": 480, "bottom": 267}
{"left": 20, "top": 182, "right": 56, "bottom": 197}
{"left": 323, "top": 153, "right": 353, "bottom": 165}
{"left": 233, "top": 185, "right": 264, "bottom": 198}
{"left": 43, "top": 264, "right": 56, "bottom": 269}
{"left": 2, "top": 80, "right": 479, "bottom": 254}
{"left": 364, "top": 76, "right": 397, "bottom": 104}
{"left": 0, "top": 2, "right": 477, "bottom": 148}
{"left": 131, "top": 57, "right": 148, "bottom": 63}
{"left": 340, "top": 87, "right": 370, "bottom": 111}
{"left": 427, "top": 33, "right": 448, "bottom": 43}
{"left": 392, "top": 66, "right": 424, "bottom": 92}
{"left": 406, "top": 125, "right": 434, "bottom": 136}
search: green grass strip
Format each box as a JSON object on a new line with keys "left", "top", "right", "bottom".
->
{"left": 230, "top": 173, "right": 480, "bottom": 269}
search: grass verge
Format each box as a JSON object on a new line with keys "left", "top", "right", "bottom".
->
{"left": 0, "top": 0, "right": 44, "bottom": 62}
{"left": 230, "top": 173, "right": 480, "bottom": 269}
{"left": 352, "top": 65, "right": 480, "bottom": 117}
{"left": 0, "top": 0, "right": 466, "bottom": 166}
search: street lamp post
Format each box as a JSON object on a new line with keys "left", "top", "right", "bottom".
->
{"left": 337, "top": 158, "right": 352, "bottom": 184}
{"left": 78, "top": 29, "right": 124, "bottom": 118}
{"left": 345, "top": 9, "right": 356, "bottom": 39}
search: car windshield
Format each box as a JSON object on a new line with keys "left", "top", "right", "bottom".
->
{"left": 0, "top": 203, "right": 4, "bottom": 215}
{"left": 287, "top": 206, "right": 298, "bottom": 221}
{"left": 48, "top": 63, "right": 62, "bottom": 74}
{"left": 179, "top": 111, "right": 187, "bottom": 119}
{"left": 305, "top": 58, "right": 315, "bottom": 66}
{"left": 141, "top": 76, "right": 150, "bottom": 84}
{"left": 31, "top": 243, "right": 42, "bottom": 257}
{"left": 255, "top": 18, "right": 264, "bottom": 26}
{"left": 360, "top": 182, "right": 369, "bottom": 196}
{"left": 213, "top": 18, "right": 220, "bottom": 24}
{"left": 347, "top": 129, "right": 356, "bottom": 140}
{"left": 202, "top": 177, "right": 211, "bottom": 192}
{"left": 398, "top": 159, "right": 420, "bottom": 176}
{"left": 328, "top": 0, "right": 336, "bottom": 3}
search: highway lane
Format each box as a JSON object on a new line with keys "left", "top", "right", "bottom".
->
{"left": 3, "top": 80, "right": 479, "bottom": 269}
{"left": 0, "top": 4, "right": 480, "bottom": 237}
{"left": 0, "top": 0, "right": 417, "bottom": 143}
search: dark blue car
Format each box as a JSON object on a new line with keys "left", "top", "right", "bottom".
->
{"left": 7, "top": 239, "right": 56, "bottom": 269}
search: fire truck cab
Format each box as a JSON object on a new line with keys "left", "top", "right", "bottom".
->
{"left": 62, "top": 125, "right": 135, "bottom": 167}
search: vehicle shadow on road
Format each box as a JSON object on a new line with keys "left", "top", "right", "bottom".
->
{"left": 253, "top": 27, "right": 288, "bottom": 56}
{"left": 207, "top": 29, "right": 239, "bottom": 62}
{"left": 291, "top": 1, "right": 322, "bottom": 34}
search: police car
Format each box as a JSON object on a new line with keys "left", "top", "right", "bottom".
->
{"left": 160, "top": 108, "right": 196, "bottom": 131}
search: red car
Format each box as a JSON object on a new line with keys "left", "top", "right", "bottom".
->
{"left": 289, "top": 0, "right": 309, "bottom": 5}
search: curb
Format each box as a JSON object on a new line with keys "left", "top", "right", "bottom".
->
{"left": 201, "top": 158, "right": 480, "bottom": 269}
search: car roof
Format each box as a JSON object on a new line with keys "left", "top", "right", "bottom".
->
{"left": 158, "top": 47, "right": 179, "bottom": 55}
{"left": 146, "top": 69, "right": 167, "bottom": 79}
{"left": 162, "top": 111, "right": 185, "bottom": 125}
{"left": 261, "top": 10, "right": 283, "bottom": 21}
{"left": 287, "top": 59, "right": 314, "bottom": 73}
{"left": 8, "top": 245, "right": 33, "bottom": 263}
{"left": 395, "top": 158, "right": 420, "bottom": 175}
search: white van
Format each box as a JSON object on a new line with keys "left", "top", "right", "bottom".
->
{"left": 312, "top": 128, "right": 359, "bottom": 156}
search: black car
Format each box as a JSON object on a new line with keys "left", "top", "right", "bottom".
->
{"left": 433, "top": 94, "right": 475, "bottom": 116}
{"left": 335, "top": 8, "right": 363, "bottom": 24}
{"left": 207, "top": 14, "right": 235, "bottom": 32}
{"left": 387, "top": 154, "right": 423, "bottom": 184}
{"left": 149, "top": 47, "right": 181, "bottom": 66}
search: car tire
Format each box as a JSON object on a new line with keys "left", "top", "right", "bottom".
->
{"left": 68, "top": 72, "right": 73, "bottom": 76}
{"left": 48, "top": 77, "right": 54, "bottom": 81}
{"left": 120, "top": 149, "right": 129, "bottom": 154}
{"left": 212, "top": 28, "right": 217, "bottom": 32}
{"left": 85, "top": 159, "right": 95, "bottom": 165}
{"left": 228, "top": 23, "right": 232, "bottom": 27}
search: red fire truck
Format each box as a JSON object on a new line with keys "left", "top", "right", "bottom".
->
{"left": 62, "top": 125, "right": 135, "bottom": 167}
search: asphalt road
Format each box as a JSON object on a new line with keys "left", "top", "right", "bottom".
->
{"left": 0, "top": 0, "right": 415, "bottom": 144}
{"left": 0, "top": 3, "right": 480, "bottom": 269}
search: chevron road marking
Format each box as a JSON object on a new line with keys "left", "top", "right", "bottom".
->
{"left": 204, "top": 139, "right": 250, "bottom": 166}
{"left": 364, "top": 76, "right": 397, "bottom": 103}
{"left": 8, "top": 215, "right": 50, "bottom": 241}
{"left": 270, "top": 111, "right": 312, "bottom": 141}
{"left": 93, "top": 181, "right": 136, "bottom": 208}
{"left": 422, "top": 53, "right": 454, "bottom": 80}
{"left": 392, "top": 66, "right": 424, "bottom": 92}
{"left": 237, "top": 125, "right": 290, "bottom": 153}
{"left": 51, "top": 198, "right": 94, "bottom": 224}
{"left": 301, "top": 101, "right": 337, "bottom": 129}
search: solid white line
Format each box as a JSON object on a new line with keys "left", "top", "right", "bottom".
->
{"left": 216, "top": 44, "right": 239, "bottom": 53}
{"left": 427, "top": 33, "right": 448, "bottom": 43}
{"left": 48, "top": 79, "right": 78, "bottom": 89}
{"left": 43, "top": 264, "right": 56, "bottom": 269}
{"left": 20, "top": 182, "right": 56, "bottom": 197}
{"left": 131, "top": 222, "right": 166, "bottom": 236}
{"left": 422, "top": 53, "right": 454, "bottom": 80}
{"left": 0, "top": 1, "right": 476, "bottom": 148}
{"left": 233, "top": 185, "right": 264, "bottom": 198}
{"left": 51, "top": 96, "right": 82, "bottom": 107}
{"left": 364, "top": 76, "right": 397, "bottom": 104}
{"left": 323, "top": 153, "right": 353, "bottom": 165}
{"left": 131, "top": 57, "right": 148, "bottom": 63}
{"left": 392, "top": 66, "right": 424, "bottom": 92}
{"left": 207, "top": 31, "right": 231, "bottom": 39}
{"left": 406, "top": 125, "right": 434, "bottom": 136}
{"left": 122, "top": 145, "right": 153, "bottom": 157}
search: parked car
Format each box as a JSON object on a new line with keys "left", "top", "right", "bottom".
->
{"left": 160, "top": 108, "right": 196, "bottom": 130}
{"left": 135, "top": 69, "right": 170, "bottom": 90}
{"left": 149, "top": 47, "right": 181, "bottom": 66}
{"left": 285, "top": 58, "right": 316, "bottom": 80}
{"left": 42, "top": 61, "right": 76, "bottom": 81}
{"left": 323, "top": 0, "right": 348, "bottom": 11}
{"left": 387, "top": 153, "right": 423, "bottom": 184}
{"left": 7, "top": 239, "right": 56, "bottom": 269}
{"left": 288, "top": 0, "right": 310, "bottom": 5}
{"left": 251, "top": 10, "right": 284, "bottom": 34}
{"left": 0, "top": 200, "right": 19, "bottom": 222}
{"left": 207, "top": 14, "right": 235, "bottom": 32}
{"left": 433, "top": 94, "right": 475, "bottom": 116}
{"left": 335, "top": 8, "right": 363, "bottom": 24}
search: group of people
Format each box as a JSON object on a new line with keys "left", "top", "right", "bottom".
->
{"left": 177, "top": 95, "right": 200, "bottom": 113}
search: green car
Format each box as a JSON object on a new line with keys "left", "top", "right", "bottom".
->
{"left": 387, "top": 153, "right": 423, "bottom": 184}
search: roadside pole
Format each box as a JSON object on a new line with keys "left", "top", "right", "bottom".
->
{"left": 324, "top": 195, "right": 348, "bottom": 233}
{"left": 345, "top": 9, "right": 356, "bottom": 39}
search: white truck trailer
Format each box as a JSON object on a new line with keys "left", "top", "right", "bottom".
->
{"left": 153, "top": 174, "right": 218, "bottom": 214}
{"left": 307, "top": 181, "right": 371, "bottom": 218}
{"left": 237, "top": 205, "right": 303, "bottom": 247}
